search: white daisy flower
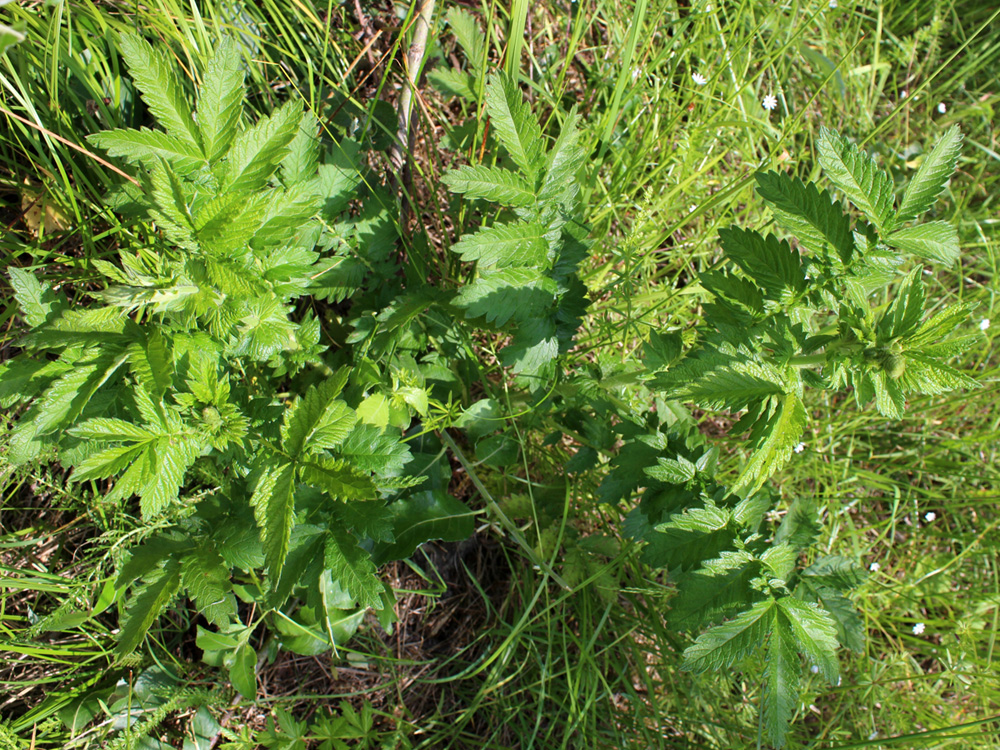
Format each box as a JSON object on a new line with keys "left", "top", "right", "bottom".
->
{"left": 980, "top": 318, "right": 990, "bottom": 331}
{"left": 692, "top": 72, "right": 707, "bottom": 86}
{"left": 912, "top": 622, "right": 926, "bottom": 635}
{"left": 762, "top": 94, "right": 778, "bottom": 111}
{"left": 937, "top": 102, "right": 947, "bottom": 114}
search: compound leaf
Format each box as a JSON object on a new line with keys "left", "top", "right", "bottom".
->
{"left": 484, "top": 72, "right": 544, "bottom": 180}
{"left": 324, "top": 526, "right": 382, "bottom": 610}
{"left": 196, "top": 36, "right": 245, "bottom": 162}
{"left": 250, "top": 461, "right": 297, "bottom": 576}
{"left": 442, "top": 165, "right": 536, "bottom": 206}
{"left": 887, "top": 221, "right": 960, "bottom": 265}
{"left": 682, "top": 598, "right": 776, "bottom": 673}
{"left": 897, "top": 125, "right": 962, "bottom": 223}
{"left": 817, "top": 128, "right": 895, "bottom": 232}
{"left": 450, "top": 221, "right": 549, "bottom": 267}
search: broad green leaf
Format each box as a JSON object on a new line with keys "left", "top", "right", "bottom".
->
{"left": 229, "top": 644, "right": 257, "bottom": 699}
{"left": 801, "top": 556, "right": 867, "bottom": 589}
{"left": 763, "top": 607, "right": 800, "bottom": 749}
{"left": 878, "top": 267, "right": 925, "bottom": 340}
{"left": 897, "top": 126, "right": 963, "bottom": 223}
{"left": 644, "top": 457, "right": 696, "bottom": 484}
{"left": 87, "top": 128, "right": 206, "bottom": 173}
{"left": 668, "top": 551, "right": 759, "bottom": 628}
{"left": 682, "top": 599, "right": 776, "bottom": 673}
{"left": 427, "top": 68, "right": 478, "bottom": 101}
{"left": 139, "top": 435, "right": 201, "bottom": 516}
{"left": 671, "top": 359, "right": 786, "bottom": 411}
{"left": 196, "top": 37, "right": 245, "bottom": 162}
{"left": 446, "top": 6, "right": 486, "bottom": 74}
{"left": 719, "top": 227, "right": 806, "bottom": 301}
{"left": 760, "top": 543, "right": 797, "bottom": 580}
{"left": 501, "top": 316, "right": 559, "bottom": 374}
{"left": 810, "top": 586, "right": 866, "bottom": 653}
{"left": 777, "top": 597, "right": 840, "bottom": 683}
{"left": 250, "top": 461, "right": 297, "bottom": 575}
{"left": 870, "top": 369, "right": 905, "bottom": 419}
{"left": 149, "top": 160, "right": 197, "bottom": 249}
{"left": 116, "top": 561, "right": 182, "bottom": 655}
{"left": 484, "top": 73, "right": 544, "bottom": 180}
{"left": 127, "top": 328, "right": 172, "bottom": 401}
{"left": 221, "top": 99, "right": 303, "bottom": 193}
{"left": 338, "top": 423, "right": 412, "bottom": 477}
{"left": 732, "top": 391, "right": 807, "bottom": 495}
{"left": 442, "top": 165, "right": 536, "bottom": 206}
{"left": 323, "top": 526, "right": 383, "bottom": 610}
{"left": 450, "top": 221, "right": 549, "bottom": 268}
{"left": 887, "top": 221, "right": 960, "bottom": 265}
{"left": 755, "top": 171, "right": 855, "bottom": 264}
{"left": 280, "top": 111, "right": 321, "bottom": 185}
{"left": 453, "top": 267, "right": 557, "bottom": 325}
{"left": 371, "top": 490, "right": 475, "bottom": 565}
{"left": 817, "top": 128, "right": 895, "bottom": 232}
{"left": 180, "top": 547, "right": 236, "bottom": 626}
{"left": 72, "top": 443, "right": 149, "bottom": 481}
{"left": 69, "top": 418, "right": 155, "bottom": 442}
{"left": 900, "top": 352, "right": 981, "bottom": 394}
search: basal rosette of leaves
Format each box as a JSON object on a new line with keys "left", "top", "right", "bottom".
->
{"left": 0, "top": 33, "right": 476, "bottom": 698}
{"left": 604, "top": 126, "right": 980, "bottom": 745}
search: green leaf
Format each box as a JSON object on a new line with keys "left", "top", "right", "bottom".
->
{"left": 719, "top": 228, "right": 806, "bottom": 300}
{"left": 196, "top": 36, "right": 245, "bottom": 162}
{"left": 669, "top": 551, "right": 759, "bottom": 628}
{"left": 762, "top": 607, "right": 800, "bottom": 749}
{"left": 755, "top": 171, "right": 855, "bottom": 264}
{"left": 117, "top": 32, "right": 202, "bottom": 151}
{"left": 338, "top": 423, "right": 412, "bottom": 477}
{"left": 149, "top": 159, "right": 197, "bottom": 249}
{"left": 116, "top": 561, "right": 182, "bottom": 655}
{"left": 810, "top": 586, "right": 865, "bottom": 653}
{"left": 682, "top": 599, "right": 776, "bottom": 673}
{"left": 453, "top": 267, "right": 557, "bottom": 325}
{"left": 644, "top": 457, "right": 696, "bottom": 484}
{"left": 733, "top": 392, "right": 807, "bottom": 495}
{"left": 9, "top": 267, "right": 64, "bottom": 328}
{"left": 427, "top": 68, "right": 478, "bottom": 101}
{"left": 180, "top": 547, "right": 236, "bottom": 626}
{"left": 446, "top": 6, "right": 486, "bottom": 74}
{"left": 887, "top": 221, "right": 960, "bottom": 265}
{"left": 280, "top": 111, "right": 321, "bottom": 185}
{"left": 450, "top": 221, "right": 549, "bottom": 268}
{"left": 817, "top": 128, "right": 895, "bottom": 232}
{"left": 539, "top": 108, "right": 584, "bottom": 206}
{"left": 777, "top": 597, "right": 840, "bottom": 683}
{"left": 229, "top": 643, "right": 257, "bottom": 700}
{"left": 878, "top": 267, "right": 926, "bottom": 340}
{"left": 801, "top": 556, "right": 867, "bottom": 589}
{"left": 324, "top": 526, "right": 383, "bottom": 610}
{"left": 127, "top": 328, "right": 172, "bottom": 401}
{"left": 371, "top": 490, "right": 475, "bottom": 565}
{"left": 250, "top": 462, "right": 298, "bottom": 575}
{"left": 87, "top": 128, "right": 207, "bottom": 173}
{"left": 484, "top": 72, "right": 544, "bottom": 180}
{"left": 281, "top": 371, "right": 352, "bottom": 458}
{"left": 671, "top": 359, "right": 786, "bottom": 412}
{"left": 897, "top": 125, "right": 963, "bottom": 223}
{"left": 221, "top": 99, "right": 303, "bottom": 193}
{"left": 442, "top": 165, "right": 536, "bottom": 206}
{"left": 299, "top": 458, "right": 376, "bottom": 500}
{"left": 139, "top": 436, "right": 201, "bottom": 516}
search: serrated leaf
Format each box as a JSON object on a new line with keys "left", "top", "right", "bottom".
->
{"left": 719, "top": 227, "right": 806, "bottom": 300}
{"left": 539, "top": 108, "right": 584, "bottom": 206}
{"left": 887, "top": 221, "right": 960, "bottom": 265}
{"left": 777, "top": 597, "right": 840, "bottom": 683}
{"left": 732, "top": 392, "right": 807, "bottom": 495}
{"left": 644, "top": 457, "right": 696, "bottom": 484}
{"left": 139, "top": 435, "right": 201, "bottom": 516}
{"left": 229, "top": 644, "right": 257, "bottom": 699}
{"left": 250, "top": 462, "right": 297, "bottom": 575}
{"left": 87, "top": 128, "right": 207, "bottom": 173}
{"left": 282, "top": 372, "right": 352, "bottom": 458}
{"left": 900, "top": 352, "right": 981, "bottom": 394}
{"left": 371, "top": 490, "right": 475, "bottom": 565}
{"left": 484, "top": 72, "right": 544, "bottom": 180}
{"left": 760, "top": 543, "right": 797, "bottom": 580}
{"left": 810, "top": 586, "right": 865, "bottom": 653}
{"left": 817, "top": 128, "right": 895, "bottom": 232}
{"left": 669, "top": 551, "right": 759, "bottom": 628}
{"left": 69, "top": 418, "right": 156, "bottom": 442}
{"left": 671, "top": 359, "right": 786, "bottom": 411}
{"left": 755, "top": 171, "right": 855, "bottom": 264}
{"left": 9, "top": 267, "right": 63, "bottom": 328}
{"left": 682, "top": 599, "right": 776, "bottom": 673}
{"left": 324, "top": 526, "right": 382, "bottom": 610}
{"left": 280, "top": 111, "right": 321, "bottom": 184}
{"left": 116, "top": 561, "right": 182, "bottom": 655}
{"left": 338, "top": 423, "right": 412, "bottom": 477}
{"left": 181, "top": 547, "right": 236, "bottom": 626}
{"left": 878, "top": 267, "right": 925, "bottom": 341}
{"left": 442, "top": 165, "right": 536, "bottom": 206}
{"left": 196, "top": 36, "right": 245, "bottom": 162}
{"left": 450, "top": 221, "right": 549, "bottom": 267}
{"left": 898, "top": 125, "right": 963, "bottom": 223}
{"left": 427, "top": 68, "right": 478, "bottom": 100}
{"left": 801, "top": 556, "right": 867, "bottom": 589}
{"left": 299, "top": 457, "right": 376, "bottom": 500}
{"left": 763, "top": 607, "right": 800, "bottom": 749}
{"left": 221, "top": 99, "right": 303, "bottom": 193}
{"left": 446, "top": 6, "right": 486, "bottom": 73}
{"left": 501, "top": 315, "right": 559, "bottom": 374}
{"left": 870, "top": 369, "right": 905, "bottom": 419}
{"left": 127, "top": 328, "right": 172, "bottom": 401}
{"left": 117, "top": 32, "right": 202, "bottom": 151}
{"left": 775, "top": 496, "right": 820, "bottom": 548}
{"left": 453, "top": 267, "right": 557, "bottom": 325}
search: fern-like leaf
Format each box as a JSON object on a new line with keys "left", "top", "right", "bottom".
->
{"left": 453, "top": 267, "right": 557, "bottom": 325}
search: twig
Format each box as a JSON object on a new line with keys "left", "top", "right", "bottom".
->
{"left": 0, "top": 106, "right": 140, "bottom": 187}
{"left": 389, "top": 0, "right": 436, "bottom": 176}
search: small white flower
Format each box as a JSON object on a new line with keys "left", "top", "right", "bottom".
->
{"left": 980, "top": 318, "right": 990, "bottom": 331}
{"left": 692, "top": 72, "right": 707, "bottom": 86}
{"left": 901, "top": 90, "right": 909, "bottom": 99}
{"left": 762, "top": 94, "right": 778, "bottom": 111}
{"left": 794, "top": 442, "right": 806, "bottom": 453}
{"left": 913, "top": 622, "right": 926, "bottom": 635}
{"left": 810, "top": 665, "right": 820, "bottom": 674}
{"left": 631, "top": 67, "right": 641, "bottom": 83}
{"left": 828, "top": 0, "right": 837, "bottom": 7}
{"left": 937, "top": 102, "right": 947, "bottom": 114}
{"left": 924, "top": 511, "right": 937, "bottom": 522}
{"left": 869, "top": 562, "right": 880, "bottom": 572}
